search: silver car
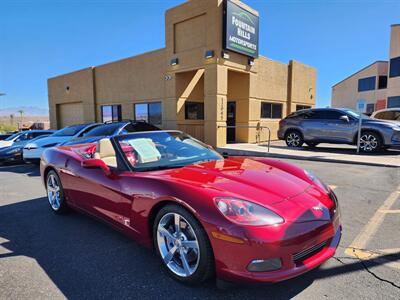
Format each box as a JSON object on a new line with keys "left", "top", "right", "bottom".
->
{"left": 278, "top": 108, "right": 400, "bottom": 152}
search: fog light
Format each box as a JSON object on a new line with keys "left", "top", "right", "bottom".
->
{"left": 247, "top": 258, "right": 282, "bottom": 272}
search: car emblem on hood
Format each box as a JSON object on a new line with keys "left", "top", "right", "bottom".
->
{"left": 312, "top": 205, "right": 324, "bottom": 211}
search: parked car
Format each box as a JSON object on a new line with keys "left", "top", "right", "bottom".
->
{"left": 0, "top": 130, "right": 55, "bottom": 149}
{"left": 23, "top": 123, "right": 101, "bottom": 163}
{"left": 62, "top": 120, "right": 160, "bottom": 146}
{"left": 371, "top": 108, "right": 400, "bottom": 122}
{"left": 0, "top": 133, "right": 54, "bottom": 164}
{"left": 0, "top": 133, "right": 13, "bottom": 140}
{"left": 278, "top": 108, "right": 400, "bottom": 152}
{"left": 40, "top": 130, "right": 341, "bottom": 285}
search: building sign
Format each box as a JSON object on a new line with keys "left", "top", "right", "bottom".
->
{"left": 356, "top": 99, "right": 367, "bottom": 113}
{"left": 223, "top": 0, "right": 259, "bottom": 58}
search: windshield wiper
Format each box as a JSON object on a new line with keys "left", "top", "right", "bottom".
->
{"left": 134, "top": 164, "right": 187, "bottom": 172}
{"left": 133, "top": 159, "right": 217, "bottom": 172}
{"left": 193, "top": 159, "right": 216, "bottom": 165}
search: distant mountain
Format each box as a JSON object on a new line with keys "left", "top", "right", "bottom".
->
{"left": 0, "top": 106, "right": 49, "bottom": 117}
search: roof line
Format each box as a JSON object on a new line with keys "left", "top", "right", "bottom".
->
{"left": 332, "top": 60, "right": 388, "bottom": 88}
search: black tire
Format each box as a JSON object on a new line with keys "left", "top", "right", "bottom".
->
{"left": 359, "top": 131, "right": 382, "bottom": 153}
{"left": 306, "top": 142, "right": 319, "bottom": 148}
{"left": 153, "top": 204, "right": 214, "bottom": 285}
{"left": 285, "top": 130, "right": 304, "bottom": 148}
{"left": 45, "top": 170, "right": 68, "bottom": 214}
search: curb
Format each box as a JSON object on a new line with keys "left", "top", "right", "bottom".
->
{"left": 217, "top": 148, "right": 400, "bottom": 168}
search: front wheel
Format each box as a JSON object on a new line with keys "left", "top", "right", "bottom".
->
{"left": 285, "top": 131, "right": 304, "bottom": 148}
{"left": 153, "top": 204, "right": 214, "bottom": 285}
{"left": 359, "top": 132, "right": 382, "bottom": 153}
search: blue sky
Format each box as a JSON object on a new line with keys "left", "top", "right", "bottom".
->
{"left": 0, "top": 0, "right": 399, "bottom": 110}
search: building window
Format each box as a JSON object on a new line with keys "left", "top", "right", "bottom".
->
{"left": 261, "top": 102, "right": 283, "bottom": 119}
{"left": 101, "top": 105, "right": 121, "bottom": 122}
{"left": 366, "top": 103, "right": 375, "bottom": 115}
{"left": 185, "top": 102, "right": 204, "bottom": 120}
{"left": 388, "top": 96, "right": 400, "bottom": 108}
{"left": 389, "top": 57, "right": 400, "bottom": 78}
{"left": 296, "top": 105, "right": 311, "bottom": 111}
{"left": 358, "top": 77, "right": 376, "bottom": 92}
{"left": 378, "top": 76, "right": 387, "bottom": 89}
{"left": 134, "top": 102, "right": 162, "bottom": 125}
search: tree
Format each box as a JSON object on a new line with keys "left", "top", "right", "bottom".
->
{"left": 17, "top": 110, "right": 24, "bottom": 123}
{"left": 10, "top": 114, "right": 14, "bottom": 126}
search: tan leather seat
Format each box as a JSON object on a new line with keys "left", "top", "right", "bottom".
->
{"left": 94, "top": 138, "right": 118, "bottom": 168}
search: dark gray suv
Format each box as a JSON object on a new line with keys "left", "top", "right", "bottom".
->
{"left": 278, "top": 108, "right": 400, "bottom": 152}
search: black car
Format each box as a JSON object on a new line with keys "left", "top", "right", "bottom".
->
{"left": 0, "top": 132, "right": 54, "bottom": 164}
{"left": 63, "top": 120, "right": 160, "bottom": 146}
{"left": 0, "top": 134, "right": 12, "bottom": 140}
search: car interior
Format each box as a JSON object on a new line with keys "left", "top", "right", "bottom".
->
{"left": 93, "top": 138, "right": 118, "bottom": 168}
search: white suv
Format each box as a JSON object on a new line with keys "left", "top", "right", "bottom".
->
{"left": 371, "top": 108, "right": 400, "bottom": 122}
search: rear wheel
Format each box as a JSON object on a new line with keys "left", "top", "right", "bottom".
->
{"left": 46, "top": 170, "right": 68, "bottom": 213}
{"left": 285, "top": 130, "right": 304, "bottom": 148}
{"left": 153, "top": 204, "right": 214, "bottom": 285}
{"left": 359, "top": 131, "right": 382, "bottom": 153}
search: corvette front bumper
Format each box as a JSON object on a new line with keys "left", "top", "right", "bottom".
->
{"left": 208, "top": 212, "right": 341, "bottom": 283}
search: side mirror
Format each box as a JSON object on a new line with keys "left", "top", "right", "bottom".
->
{"left": 339, "top": 115, "right": 350, "bottom": 123}
{"left": 81, "top": 159, "right": 111, "bottom": 176}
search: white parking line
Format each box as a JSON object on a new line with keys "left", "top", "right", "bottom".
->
{"left": 378, "top": 209, "right": 400, "bottom": 214}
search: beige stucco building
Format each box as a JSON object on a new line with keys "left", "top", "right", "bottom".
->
{"left": 48, "top": 0, "right": 316, "bottom": 147}
{"left": 332, "top": 24, "right": 400, "bottom": 114}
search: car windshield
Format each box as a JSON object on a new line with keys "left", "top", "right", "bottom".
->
{"left": 4, "top": 132, "right": 22, "bottom": 141}
{"left": 116, "top": 131, "right": 222, "bottom": 171}
{"left": 342, "top": 109, "right": 370, "bottom": 119}
{"left": 52, "top": 125, "right": 87, "bottom": 137}
{"left": 84, "top": 123, "right": 122, "bottom": 137}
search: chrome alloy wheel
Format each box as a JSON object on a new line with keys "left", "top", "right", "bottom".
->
{"left": 359, "top": 134, "right": 378, "bottom": 152}
{"left": 47, "top": 173, "right": 61, "bottom": 210}
{"left": 157, "top": 213, "right": 200, "bottom": 277}
{"left": 286, "top": 132, "right": 301, "bottom": 147}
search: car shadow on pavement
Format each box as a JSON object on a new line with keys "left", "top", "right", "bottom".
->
{"left": 0, "top": 163, "right": 40, "bottom": 177}
{"left": 0, "top": 197, "right": 398, "bottom": 299}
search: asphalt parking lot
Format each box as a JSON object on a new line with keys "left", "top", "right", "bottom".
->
{"left": 0, "top": 160, "right": 399, "bottom": 300}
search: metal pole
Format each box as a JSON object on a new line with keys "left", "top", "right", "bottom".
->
{"left": 356, "top": 115, "right": 362, "bottom": 154}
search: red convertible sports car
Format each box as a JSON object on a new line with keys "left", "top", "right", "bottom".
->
{"left": 40, "top": 130, "right": 341, "bottom": 285}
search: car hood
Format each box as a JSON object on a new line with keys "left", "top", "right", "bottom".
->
{"left": 0, "top": 140, "right": 13, "bottom": 149}
{"left": 364, "top": 118, "right": 400, "bottom": 128}
{"left": 140, "top": 157, "right": 333, "bottom": 223}
{"left": 25, "top": 136, "right": 71, "bottom": 148}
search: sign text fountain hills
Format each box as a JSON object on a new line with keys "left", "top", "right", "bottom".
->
{"left": 224, "top": 0, "right": 259, "bottom": 58}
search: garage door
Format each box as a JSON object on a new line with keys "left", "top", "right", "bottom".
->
{"left": 57, "top": 102, "right": 84, "bottom": 128}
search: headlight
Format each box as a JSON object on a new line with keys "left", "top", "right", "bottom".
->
{"left": 42, "top": 143, "right": 59, "bottom": 148}
{"left": 304, "top": 169, "right": 330, "bottom": 193}
{"left": 214, "top": 197, "right": 284, "bottom": 226}
{"left": 6, "top": 148, "right": 21, "bottom": 154}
